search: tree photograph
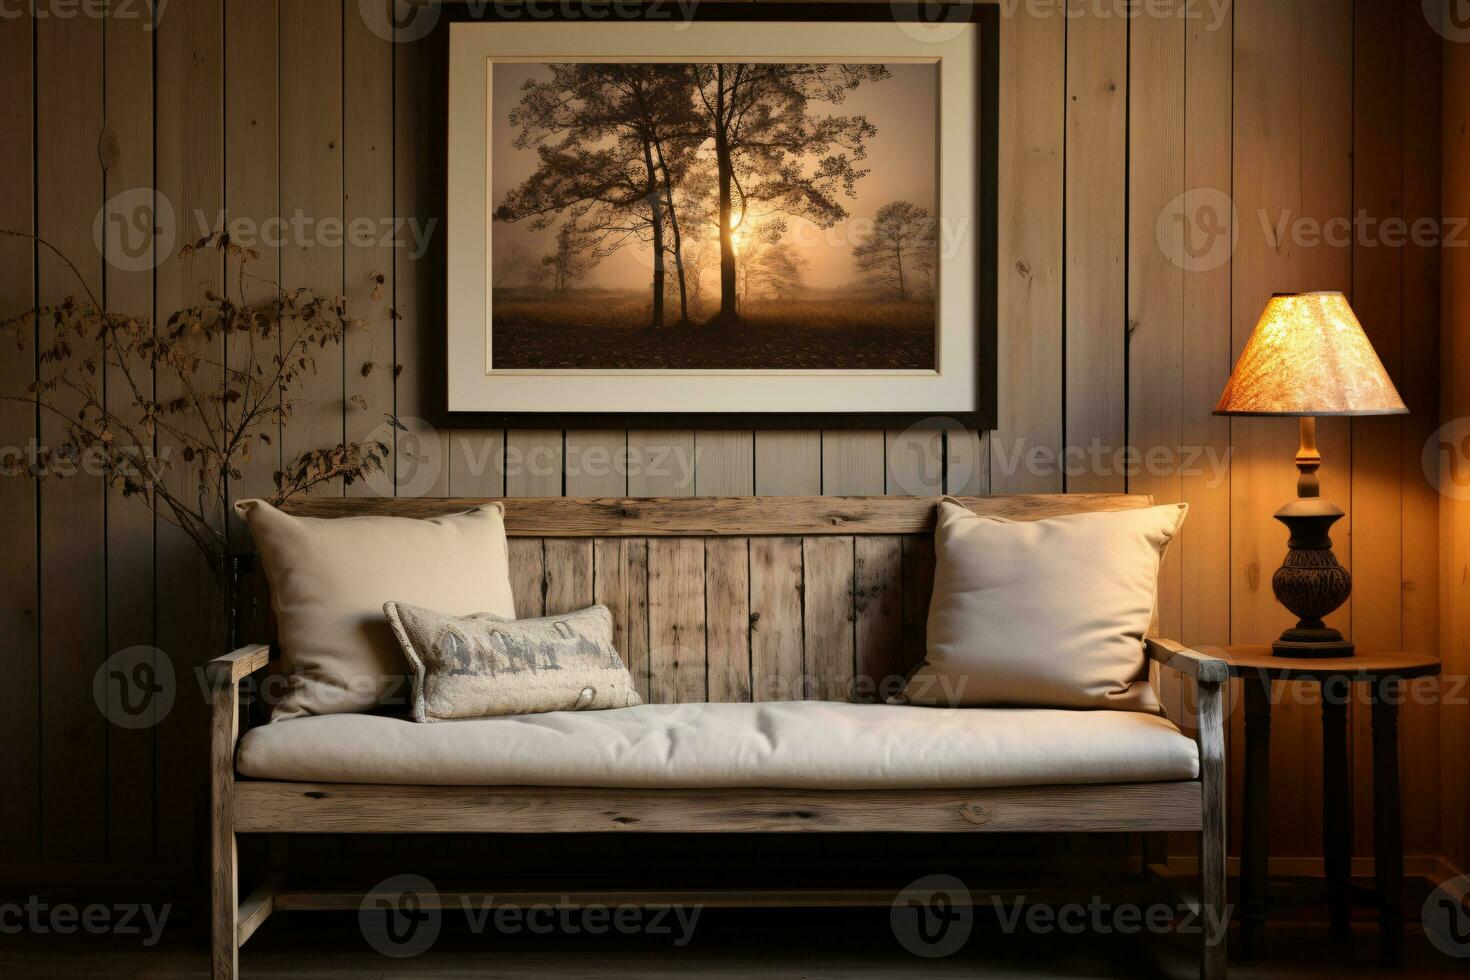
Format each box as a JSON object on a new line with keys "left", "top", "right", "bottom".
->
{"left": 489, "top": 61, "right": 937, "bottom": 371}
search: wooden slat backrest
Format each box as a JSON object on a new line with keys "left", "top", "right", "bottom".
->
{"left": 277, "top": 494, "right": 1155, "bottom": 703}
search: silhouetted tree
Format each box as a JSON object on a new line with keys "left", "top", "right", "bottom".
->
{"left": 494, "top": 65, "right": 701, "bottom": 328}
{"left": 852, "top": 201, "right": 934, "bottom": 301}
{"left": 689, "top": 64, "right": 890, "bottom": 322}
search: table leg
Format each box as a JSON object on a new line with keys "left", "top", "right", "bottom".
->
{"left": 1241, "top": 674, "right": 1272, "bottom": 960}
{"left": 1321, "top": 676, "right": 1352, "bottom": 942}
{"left": 1371, "top": 678, "right": 1403, "bottom": 968}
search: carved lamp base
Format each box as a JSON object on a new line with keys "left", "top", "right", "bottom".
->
{"left": 1271, "top": 497, "right": 1354, "bottom": 658}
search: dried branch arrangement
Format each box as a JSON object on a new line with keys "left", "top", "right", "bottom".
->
{"left": 1, "top": 230, "right": 397, "bottom": 573}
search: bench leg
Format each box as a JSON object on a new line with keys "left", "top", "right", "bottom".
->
{"left": 211, "top": 682, "right": 239, "bottom": 980}
{"left": 1198, "top": 680, "right": 1228, "bottom": 980}
{"left": 213, "top": 830, "right": 238, "bottom": 980}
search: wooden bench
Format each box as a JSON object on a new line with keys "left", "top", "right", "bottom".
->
{"left": 208, "top": 494, "right": 1227, "bottom": 979}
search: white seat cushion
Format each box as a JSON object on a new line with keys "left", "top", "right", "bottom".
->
{"left": 236, "top": 701, "right": 1199, "bottom": 789}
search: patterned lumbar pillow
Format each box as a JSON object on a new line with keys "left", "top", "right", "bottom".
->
{"left": 384, "top": 602, "right": 642, "bottom": 722}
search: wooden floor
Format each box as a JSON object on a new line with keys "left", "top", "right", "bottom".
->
{"left": 1, "top": 908, "right": 1462, "bottom": 979}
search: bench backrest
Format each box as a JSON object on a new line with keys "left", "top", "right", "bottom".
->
{"left": 280, "top": 494, "right": 1155, "bottom": 704}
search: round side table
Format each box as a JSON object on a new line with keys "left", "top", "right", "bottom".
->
{"left": 1224, "top": 646, "right": 1441, "bottom": 967}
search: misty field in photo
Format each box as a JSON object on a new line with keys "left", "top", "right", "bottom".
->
{"left": 490, "top": 61, "right": 938, "bottom": 371}
{"left": 491, "top": 289, "right": 934, "bottom": 370}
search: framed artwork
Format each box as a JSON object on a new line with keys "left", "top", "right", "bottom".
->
{"left": 445, "top": 4, "right": 997, "bottom": 428}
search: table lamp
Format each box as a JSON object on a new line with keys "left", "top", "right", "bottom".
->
{"left": 1214, "top": 292, "right": 1407, "bottom": 657}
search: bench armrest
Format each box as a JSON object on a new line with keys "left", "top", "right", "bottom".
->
{"left": 1145, "top": 637, "right": 1229, "bottom": 685}
{"left": 205, "top": 643, "right": 273, "bottom": 690}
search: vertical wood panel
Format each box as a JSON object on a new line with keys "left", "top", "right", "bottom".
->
{"left": 224, "top": 0, "right": 279, "bottom": 536}
{"left": 705, "top": 537, "right": 751, "bottom": 702}
{"left": 37, "top": 6, "right": 107, "bottom": 863}
{"left": 544, "top": 538, "right": 593, "bottom": 616}
{"left": 854, "top": 537, "right": 903, "bottom": 703}
{"left": 1066, "top": 3, "right": 1127, "bottom": 492}
{"left": 594, "top": 537, "right": 649, "bottom": 700}
{"left": 694, "top": 431, "right": 753, "bottom": 496}
{"left": 802, "top": 536, "right": 855, "bottom": 701}
{"left": 753, "top": 431, "right": 820, "bottom": 495}
{"left": 1442, "top": 26, "right": 1470, "bottom": 873}
{"left": 0, "top": 3, "right": 40, "bottom": 864}
{"left": 154, "top": 0, "right": 225, "bottom": 872}
{"left": 992, "top": 5, "right": 1064, "bottom": 492}
{"left": 648, "top": 538, "right": 706, "bottom": 703}
{"left": 900, "top": 535, "right": 935, "bottom": 684}
{"left": 279, "top": 0, "right": 344, "bottom": 493}
{"left": 885, "top": 429, "right": 942, "bottom": 497}
{"left": 945, "top": 429, "right": 990, "bottom": 495}
{"left": 1128, "top": 0, "right": 1185, "bottom": 705}
{"left": 566, "top": 430, "right": 626, "bottom": 497}
{"left": 103, "top": 2, "right": 157, "bottom": 863}
{"left": 629, "top": 430, "right": 695, "bottom": 496}
{"left": 822, "top": 431, "right": 884, "bottom": 495}
{"left": 750, "top": 537, "right": 805, "bottom": 701}
{"left": 393, "top": 22, "right": 449, "bottom": 497}
{"left": 508, "top": 538, "right": 546, "bottom": 620}
{"left": 506, "top": 430, "right": 561, "bottom": 497}
{"left": 1397, "top": 0, "right": 1441, "bottom": 858}
{"left": 1351, "top": 0, "right": 1405, "bottom": 861}
{"left": 1181, "top": 4, "right": 1234, "bottom": 655}
{"left": 344, "top": 6, "right": 397, "bottom": 500}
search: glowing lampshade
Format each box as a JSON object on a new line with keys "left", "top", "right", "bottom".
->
{"left": 1214, "top": 292, "right": 1407, "bottom": 417}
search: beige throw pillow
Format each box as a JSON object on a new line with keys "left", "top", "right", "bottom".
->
{"left": 236, "top": 499, "right": 516, "bottom": 719}
{"left": 385, "top": 603, "right": 642, "bottom": 722}
{"left": 896, "top": 499, "right": 1188, "bottom": 712}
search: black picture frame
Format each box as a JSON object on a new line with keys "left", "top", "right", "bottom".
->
{"left": 438, "top": 2, "right": 998, "bottom": 431}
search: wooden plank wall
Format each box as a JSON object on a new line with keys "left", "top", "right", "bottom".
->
{"left": 0, "top": 0, "right": 1453, "bottom": 897}
{"left": 1442, "top": 25, "right": 1470, "bottom": 878}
